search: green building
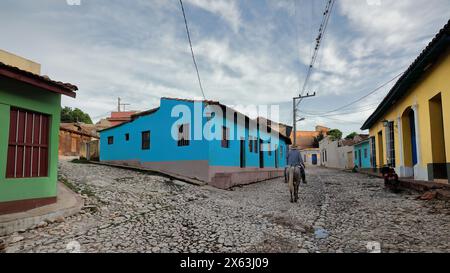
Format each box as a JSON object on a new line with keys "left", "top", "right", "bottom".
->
{"left": 0, "top": 52, "right": 77, "bottom": 215}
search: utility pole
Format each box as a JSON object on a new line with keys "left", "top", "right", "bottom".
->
{"left": 293, "top": 92, "right": 316, "bottom": 147}
{"left": 117, "top": 97, "right": 130, "bottom": 112}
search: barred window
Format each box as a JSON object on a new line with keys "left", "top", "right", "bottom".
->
{"left": 108, "top": 136, "right": 114, "bottom": 145}
{"left": 370, "top": 136, "right": 376, "bottom": 168}
{"left": 221, "top": 127, "right": 230, "bottom": 148}
{"left": 142, "top": 131, "right": 150, "bottom": 150}
{"left": 386, "top": 122, "right": 396, "bottom": 167}
{"left": 6, "top": 108, "right": 50, "bottom": 178}
{"left": 177, "top": 124, "right": 190, "bottom": 147}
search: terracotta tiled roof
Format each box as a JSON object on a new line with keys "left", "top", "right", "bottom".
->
{"left": 60, "top": 123, "right": 99, "bottom": 138}
{"left": 0, "top": 61, "right": 77, "bottom": 97}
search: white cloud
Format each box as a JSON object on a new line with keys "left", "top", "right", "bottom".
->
{"left": 184, "top": 0, "right": 241, "bottom": 32}
{"left": 0, "top": 0, "right": 448, "bottom": 134}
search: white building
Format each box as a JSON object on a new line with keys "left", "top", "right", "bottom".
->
{"left": 300, "top": 148, "right": 320, "bottom": 166}
{"left": 319, "top": 135, "right": 367, "bottom": 169}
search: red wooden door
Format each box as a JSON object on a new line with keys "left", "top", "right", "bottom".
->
{"left": 6, "top": 108, "right": 50, "bottom": 178}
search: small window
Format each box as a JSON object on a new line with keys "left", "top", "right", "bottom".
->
{"left": 364, "top": 148, "right": 368, "bottom": 158}
{"left": 142, "top": 131, "right": 150, "bottom": 150}
{"left": 355, "top": 151, "right": 357, "bottom": 159}
{"left": 177, "top": 124, "right": 190, "bottom": 147}
{"left": 268, "top": 142, "right": 272, "bottom": 156}
{"left": 221, "top": 127, "right": 230, "bottom": 148}
{"left": 125, "top": 133, "right": 130, "bottom": 141}
{"left": 249, "top": 138, "right": 253, "bottom": 153}
{"left": 108, "top": 136, "right": 114, "bottom": 145}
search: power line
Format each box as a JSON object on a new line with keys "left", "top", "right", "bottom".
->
{"left": 179, "top": 0, "right": 206, "bottom": 100}
{"left": 315, "top": 116, "right": 365, "bottom": 125}
{"left": 300, "top": 0, "right": 335, "bottom": 97}
{"left": 304, "top": 70, "right": 405, "bottom": 116}
{"left": 293, "top": 0, "right": 303, "bottom": 93}
{"left": 301, "top": 102, "right": 380, "bottom": 115}
{"left": 301, "top": 104, "right": 378, "bottom": 117}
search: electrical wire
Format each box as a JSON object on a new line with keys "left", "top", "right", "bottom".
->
{"left": 300, "top": 0, "right": 335, "bottom": 97}
{"left": 179, "top": 0, "right": 206, "bottom": 100}
{"left": 301, "top": 70, "right": 405, "bottom": 116}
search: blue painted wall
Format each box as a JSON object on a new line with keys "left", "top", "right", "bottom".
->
{"left": 353, "top": 141, "right": 371, "bottom": 168}
{"left": 100, "top": 98, "right": 287, "bottom": 169}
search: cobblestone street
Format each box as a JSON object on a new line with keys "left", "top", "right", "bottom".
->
{"left": 2, "top": 160, "right": 450, "bottom": 253}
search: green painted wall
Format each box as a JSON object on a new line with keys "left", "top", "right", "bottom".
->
{"left": 0, "top": 77, "right": 61, "bottom": 203}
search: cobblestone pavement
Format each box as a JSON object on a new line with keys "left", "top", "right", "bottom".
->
{"left": 2, "top": 161, "right": 450, "bottom": 253}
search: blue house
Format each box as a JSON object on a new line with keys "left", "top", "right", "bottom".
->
{"left": 99, "top": 98, "right": 291, "bottom": 189}
{"left": 353, "top": 138, "right": 371, "bottom": 170}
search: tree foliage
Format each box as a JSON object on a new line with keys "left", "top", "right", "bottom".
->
{"left": 328, "top": 129, "right": 343, "bottom": 141}
{"left": 313, "top": 132, "right": 325, "bottom": 148}
{"left": 61, "top": 107, "right": 93, "bottom": 124}
{"left": 345, "top": 132, "right": 358, "bottom": 140}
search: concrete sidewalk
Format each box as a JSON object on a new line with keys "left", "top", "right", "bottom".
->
{"left": 0, "top": 182, "right": 84, "bottom": 236}
{"left": 359, "top": 169, "right": 450, "bottom": 201}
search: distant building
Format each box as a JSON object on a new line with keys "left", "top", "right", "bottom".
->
{"left": 59, "top": 123, "right": 99, "bottom": 157}
{"left": 291, "top": 125, "right": 329, "bottom": 167}
{"left": 320, "top": 134, "right": 368, "bottom": 170}
{"left": 107, "top": 111, "right": 139, "bottom": 126}
{"left": 353, "top": 137, "right": 371, "bottom": 170}
{"left": 291, "top": 125, "right": 329, "bottom": 149}
{"left": 99, "top": 97, "right": 291, "bottom": 189}
{"left": 301, "top": 148, "right": 320, "bottom": 166}
{"left": 361, "top": 20, "right": 450, "bottom": 183}
{"left": 0, "top": 50, "right": 77, "bottom": 214}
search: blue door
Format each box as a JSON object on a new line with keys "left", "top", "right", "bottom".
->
{"left": 409, "top": 110, "right": 418, "bottom": 165}
{"left": 358, "top": 150, "right": 362, "bottom": 168}
{"left": 312, "top": 154, "right": 318, "bottom": 165}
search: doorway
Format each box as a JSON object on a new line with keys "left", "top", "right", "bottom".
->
{"left": 347, "top": 151, "right": 354, "bottom": 169}
{"left": 312, "top": 154, "right": 318, "bottom": 165}
{"left": 240, "top": 139, "right": 246, "bottom": 168}
{"left": 274, "top": 145, "right": 279, "bottom": 168}
{"left": 409, "top": 110, "right": 418, "bottom": 166}
{"left": 259, "top": 139, "right": 264, "bottom": 168}
{"left": 401, "top": 107, "right": 417, "bottom": 177}
{"left": 429, "top": 93, "right": 447, "bottom": 180}
{"left": 377, "top": 130, "right": 384, "bottom": 167}
{"left": 358, "top": 150, "right": 362, "bottom": 168}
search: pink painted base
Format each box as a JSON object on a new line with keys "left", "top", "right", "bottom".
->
{"left": 102, "top": 160, "right": 284, "bottom": 189}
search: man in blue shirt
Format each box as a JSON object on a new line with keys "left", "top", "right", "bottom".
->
{"left": 285, "top": 148, "right": 306, "bottom": 184}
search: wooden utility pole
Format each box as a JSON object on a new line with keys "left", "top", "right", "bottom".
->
{"left": 293, "top": 92, "right": 316, "bottom": 147}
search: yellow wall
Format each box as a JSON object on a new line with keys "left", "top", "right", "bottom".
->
{"left": 369, "top": 48, "right": 450, "bottom": 168}
{"left": 0, "top": 49, "right": 41, "bottom": 75}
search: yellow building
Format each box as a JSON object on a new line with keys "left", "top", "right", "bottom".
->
{"left": 361, "top": 20, "right": 450, "bottom": 183}
{"left": 0, "top": 49, "right": 41, "bottom": 75}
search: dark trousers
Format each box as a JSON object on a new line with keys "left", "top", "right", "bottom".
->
{"left": 284, "top": 165, "right": 306, "bottom": 183}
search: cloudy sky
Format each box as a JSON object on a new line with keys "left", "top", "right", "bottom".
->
{"left": 1, "top": 0, "right": 449, "bottom": 135}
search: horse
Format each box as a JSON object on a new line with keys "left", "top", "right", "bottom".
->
{"left": 286, "top": 165, "right": 302, "bottom": 203}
